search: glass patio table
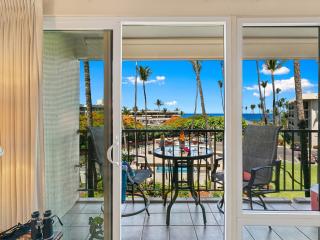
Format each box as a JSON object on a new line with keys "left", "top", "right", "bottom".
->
{"left": 153, "top": 146, "right": 213, "bottom": 225}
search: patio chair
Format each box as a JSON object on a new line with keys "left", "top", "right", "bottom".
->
{"left": 212, "top": 125, "right": 282, "bottom": 212}
{"left": 88, "top": 126, "right": 152, "bottom": 217}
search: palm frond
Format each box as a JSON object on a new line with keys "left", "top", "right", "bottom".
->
{"left": 190, "top": 60, "right": 202, "bottom": 73}
{"left": 137, "top": 65, "right": 152, "bottom": 81}
{"left": 264, "top": 59, "right": 286, "bottom": 71}
{"left": 261, "top": 80, "right": 268, "bottom": 88}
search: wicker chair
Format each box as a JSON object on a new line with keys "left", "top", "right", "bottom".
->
{"left": 212, "top": 125, "right": 282, "bottom": 212}
{"left": 88, "top": 127, "right": 152, "bottom": 217}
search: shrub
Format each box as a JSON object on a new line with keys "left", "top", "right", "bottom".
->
{"left": 163, "top": 115, "right": 246, "bottom": 130}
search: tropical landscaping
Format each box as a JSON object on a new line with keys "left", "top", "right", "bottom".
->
{"left": 79, "top": 58, "right": 318, "bottom": 201}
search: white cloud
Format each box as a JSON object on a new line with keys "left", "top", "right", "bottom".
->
{"left": 96, "top": 99, "right": 103, "bottom": 105}
{"left": 123, "top": 75, "right": 166, "bottom": 85}
{"left": 156, "top": 76, "right": 166, "bottom": 81}
{"left": 246, "top": 86, "right": 258, "bottom": 91}
{"left": 261, "top": 65, "right": 290, "bottom": 75}
{"left": 245, "top": 77, "right": 314, "bottom": 97}
{"left": 165, "top": 100, "right": 177, "bottom": 106}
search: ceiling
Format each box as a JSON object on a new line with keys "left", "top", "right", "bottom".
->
{"left": 243, "top": 27, "right": 318, "bottom": 39}
{"left": 122, "top": 25, "right": 224, "bottom": 39}
{"left": 122, "top": 25, "right": 319, "bottom": 39}
{"left": 55, "top": 26, "right": 318, "bottom": 39}
{"left": 45, "top": 26, "right": 319, "bottom": 60}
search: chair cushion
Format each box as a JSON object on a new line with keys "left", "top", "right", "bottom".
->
{"left": 132, "top": 169, "right": 152, "bottom": 184}
{"left": 243, "top": 171, "right": 252, "bottom": 181}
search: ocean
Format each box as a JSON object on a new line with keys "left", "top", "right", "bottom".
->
{"left": 182, "top": 113, "right": 272, "bottom": 122}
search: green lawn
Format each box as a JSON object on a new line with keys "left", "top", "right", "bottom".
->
{"left": 267, "top": 162, "right": 318, "bottom": 199}
{"left": 80, "top": 162, "right": 318, "bottom": 200}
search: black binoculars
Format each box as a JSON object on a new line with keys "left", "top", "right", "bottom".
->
{"left": 30, "top": 210, "right": 63, "bottom": 240}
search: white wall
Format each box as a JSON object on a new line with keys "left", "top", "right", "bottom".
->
{"left": 43, "top": 32, "right": 80, "bottom": 217}
{"left": 43, "top": 0, "right": 320, "bottom": 17}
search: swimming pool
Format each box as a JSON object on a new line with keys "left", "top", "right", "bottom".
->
{"left": 156, "top": 166, "right": 194, "bottom": 173}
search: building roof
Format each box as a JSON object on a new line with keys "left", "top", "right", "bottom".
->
{"left": 289, "top": 93, "right": 318, "bottom": 103}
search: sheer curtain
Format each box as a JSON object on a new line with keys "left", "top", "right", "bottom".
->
{"left": 0, "top": 0, "right": 44, "bottom": 230}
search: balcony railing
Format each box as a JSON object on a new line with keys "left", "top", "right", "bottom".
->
{"left": 79, "top": 129, "right": 319, "bottom": 198}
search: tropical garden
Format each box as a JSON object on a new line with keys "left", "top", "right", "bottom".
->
{"left": 80, "top": 57, "right": 315, "bottom": 199}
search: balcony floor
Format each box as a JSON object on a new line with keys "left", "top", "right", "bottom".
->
{"left": 57, "top": 200, "right": 318, "bottom": 240}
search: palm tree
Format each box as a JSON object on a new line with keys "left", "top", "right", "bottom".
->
{"left": 132, "top": 106, "right": 138, "bottom": 114}
{"left": 275, "top": 88, "right": 282, "bottom": 125}
{"left": 250, "top": 104, "right": 256, "bottom": 113}
{"left": 190, "top": 60, "right": 209, "bottom": 129}
{"left": 137, "top": 65, "right": 152, "bottom": 129}
{"left": 217, "top": 80, "right": 224, "bottom": 113}
{"left": 256, "top": 60, "right": 267, "bottom": 124}
{"left": 218, "top": 60, "right": 225, "bottom": 113}
{"left": 276, "top": 88, "right": 282, "bottom": 101}
{"left": 191, "top": 60, "right": 214, "bottom": 170}
{"left": 134, "top": 61, "right": 138, "bottom": 128}
{"left": 284, "top": 100, "right": 290, "bottom": 128}
{"left": 277, "top": 97, "right": 286, "bottom": 126}
{"left": 245, "top": 106, "right": 248, "bottom": 113}
{"left": 133, "top": 62, "right": 139, "bottom": 159}
{"left": 155, "top": 99, "right": 164, "bottom": 118}
{"left": 191, "top": 71, "right": 199, "bottom": 129}
{"left": 264, "top": 60, "right": 282, "bottom": 125}
{"left": 257, "top": 103, "right": 262, "bottom": 115}
{"left": 84, "top": 60, "right": 93, "bottom": 127}
{"left": 122, "top": 106, "right": 131, "bottom": 115}
{"left": 84, "top": 59, "right": 96, "bottom": 197}
{"left": 162, "top": 108, "right": 168, "bottom": 114}
{"left": 293, "top": 59, "right": 310, "bottom": 197}
{"left": 261, "top": 80, "right": 268, "bottom": 122}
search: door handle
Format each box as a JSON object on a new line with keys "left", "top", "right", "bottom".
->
{"left": 106, "top": 145, "right": 120, "bottom": 166}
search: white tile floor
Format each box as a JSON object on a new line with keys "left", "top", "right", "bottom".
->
{"left": 56, "top": 201, "right": 319, "bottom": 240}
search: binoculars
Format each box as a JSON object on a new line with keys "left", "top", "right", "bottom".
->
{"left": 30, "top": 210, "right": 63, "bottom": 240}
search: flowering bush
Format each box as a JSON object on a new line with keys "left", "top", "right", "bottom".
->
{"left": 80, "top": 112, "right": 104, "bottom": 131}
{"left": 80, "top": 113, "right": 143, "bottom": 130}
{"left": 122, "top": 115, "right": 143, "bottom": 129}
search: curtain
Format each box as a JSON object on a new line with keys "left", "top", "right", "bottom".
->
{"left": 0, "top": 0, "right": 44, "bottom": 230}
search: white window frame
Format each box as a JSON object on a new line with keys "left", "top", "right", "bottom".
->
{"left": 236, "top": 17, "right": 320, "bottom": 236}
{"left": 43, "top": 16, "right": 320, "bottom": 240}
{"left": 120, "top": 17, "right": 236, "bottom": 240}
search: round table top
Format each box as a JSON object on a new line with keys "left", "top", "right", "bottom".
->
{"left": 153, "top": 146, "right": 213, "bottom": 160}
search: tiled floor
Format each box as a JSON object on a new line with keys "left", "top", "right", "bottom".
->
{"left": 56, "top": 200, "right": 319, "bottom": 240}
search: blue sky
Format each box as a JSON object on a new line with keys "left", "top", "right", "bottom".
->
{"left": 80, "top": 59, "right": 318, "bottom": 113}
{"left": 243, "top": 59, "right": 318, "bottom": 112}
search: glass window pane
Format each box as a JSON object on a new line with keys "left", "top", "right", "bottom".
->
{"left": 121, "top": 24, "right": 225, "bottom": 240}
{"left": 241, "top": 26, "right": 320, "bottom": 213}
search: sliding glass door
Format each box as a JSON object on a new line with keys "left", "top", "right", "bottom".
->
{"left": 43, "top": 28, "right": 121, "bottom": 240}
